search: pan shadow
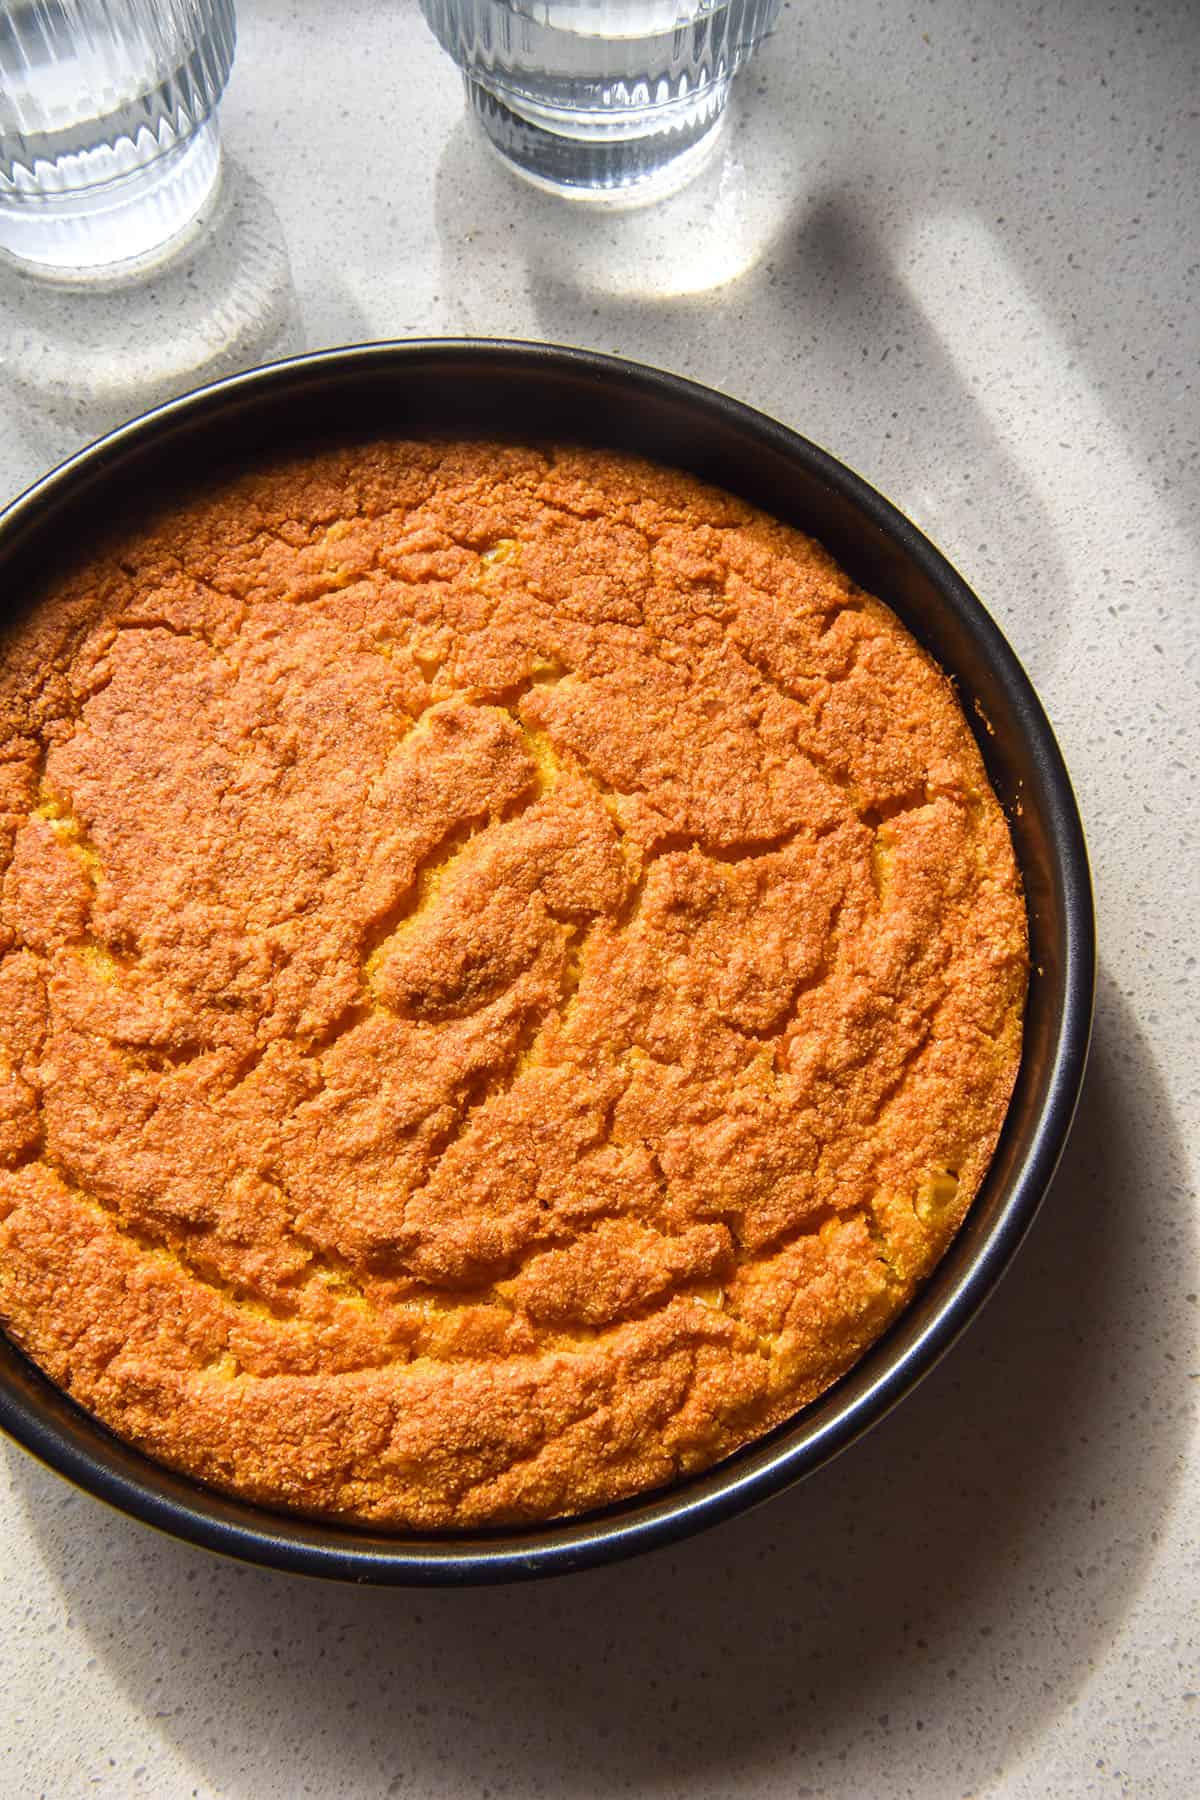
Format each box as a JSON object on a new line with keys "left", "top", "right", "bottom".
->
{"left": 8, "top": 968, "right": 1195, "bottom": 1798}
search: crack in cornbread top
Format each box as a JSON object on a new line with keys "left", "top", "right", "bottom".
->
{"left": 0, "top": 441, "right": 1027, "bottom": 1528}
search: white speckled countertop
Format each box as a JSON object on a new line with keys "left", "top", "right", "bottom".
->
{"left": 2, "top": 2, "right": 1197, "bottom": 1795}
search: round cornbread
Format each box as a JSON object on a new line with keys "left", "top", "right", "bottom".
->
{"left": 0, "top": 441, "right": 1027, "bottom": 1528}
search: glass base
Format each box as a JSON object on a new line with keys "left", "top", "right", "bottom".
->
{"left": 0, "top": 116, "right": 222, "bottom": 275}
{"left": 465, "top": 75, "right": 730, "bottom": 199}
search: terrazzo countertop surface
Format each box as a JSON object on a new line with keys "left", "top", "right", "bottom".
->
{"left": 1, "top": 2, "right": 1197, "bottom": 1795}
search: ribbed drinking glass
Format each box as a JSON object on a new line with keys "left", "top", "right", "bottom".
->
{"left": 0, "top": 0, "right": 236, "bottom": 271}
{"left": 420, "top": 0, "right": 781, "bottom": 196}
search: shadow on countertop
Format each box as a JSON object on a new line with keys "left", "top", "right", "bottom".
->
{"left": 429, "top": 0, "right": 1198, "bottom": 696}
{"left": 432, "top": 77, "right": 1087, "bottom": 693}
{"left": 0, "top": 156, "right": 304, "bottom": 480}
{"left": 9, "top": 969, "right": 1195, "bottom": 1799}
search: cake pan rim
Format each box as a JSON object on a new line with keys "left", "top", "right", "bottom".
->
{"left": 0, "top": 339, "right": 1095, "bottom": 1584}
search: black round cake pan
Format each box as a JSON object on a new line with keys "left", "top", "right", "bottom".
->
{"left": 0, "top": 341, "right": 1094, "bottom": 1584}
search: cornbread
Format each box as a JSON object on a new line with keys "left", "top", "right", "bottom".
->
{"left": 0, "top": 440, "right": 1027, "bottom": 1528}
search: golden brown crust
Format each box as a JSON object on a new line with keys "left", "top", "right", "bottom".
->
{"left": 0, "top": 441, "right": 1027, "bottom": 1527}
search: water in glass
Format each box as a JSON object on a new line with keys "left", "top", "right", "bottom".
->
{"left": 420, "top": 0, "right": 781, "bottom": 196}
{"left": 0, "top": 0, "right": 236, "bottom": 271}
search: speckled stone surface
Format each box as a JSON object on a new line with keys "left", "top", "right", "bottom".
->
{"left": 1, "top": 1, "right": 1196, "bottom": 1795}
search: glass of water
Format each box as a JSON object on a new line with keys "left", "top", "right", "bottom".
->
{"left": 0, "top": 0, "right": 236, "bottom": 273}
{"left": 420, "top": 0, "right": 781, "bottom": 197}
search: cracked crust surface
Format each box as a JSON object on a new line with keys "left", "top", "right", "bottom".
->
{"left": 0, "top": 441, "right": 1027, "bottom": 1528}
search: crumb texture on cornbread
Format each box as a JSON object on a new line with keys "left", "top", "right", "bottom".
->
{"left": 0, "top": 442, "right": 1027, "bottom": 1527}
